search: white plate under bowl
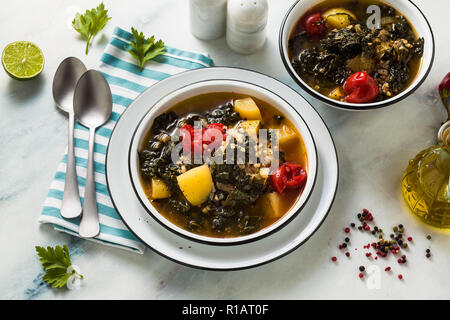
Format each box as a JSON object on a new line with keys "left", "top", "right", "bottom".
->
{"left": 129, "top": 79, "right": 318, "bottom": 245}
{"left": 106, "top": 67, "right": 338, "bottom": 270}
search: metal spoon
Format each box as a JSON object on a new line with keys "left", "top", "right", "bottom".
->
{"left": 52, "top": 57, "right": 87, "bottom": 219}
{"left": 73, "top": 70, "right": 112, "bottom": 238}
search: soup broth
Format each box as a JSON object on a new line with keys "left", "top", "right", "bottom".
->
{"left": 138, "top": 92, "right": 308, "bottom": 238}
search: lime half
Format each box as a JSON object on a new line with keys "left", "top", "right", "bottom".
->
{"left": 2, "top": 41, "right": 44, "bottom": 80}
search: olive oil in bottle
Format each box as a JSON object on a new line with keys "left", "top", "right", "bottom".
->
{"left": 402, "top": 121, "right": 450, "bottom": 228}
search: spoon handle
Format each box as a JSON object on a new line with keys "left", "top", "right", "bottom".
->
{"left": 79, "top": 127, "right": 100, "bottom": 238}
{"left": 60, "top": 112, "right": 82, "bottom": 219}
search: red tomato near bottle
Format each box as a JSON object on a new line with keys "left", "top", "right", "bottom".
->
{"left": 344, "top": 71, "right": 379, "bottom": 103}
{"left": 303, "top": 12, "right": 327, "bottom": 38}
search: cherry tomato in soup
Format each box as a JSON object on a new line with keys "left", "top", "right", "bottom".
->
{"left": 270, "top": 163, "right": 307, "bottom": 194}
{"left": 180, "top": 124, "right": 203, "bottom": 154}
{"left": 303, "top": 12, "right": 327, "bottom": 38}
{"left": 344, "top": 71, "right": 379, "bottom": 103}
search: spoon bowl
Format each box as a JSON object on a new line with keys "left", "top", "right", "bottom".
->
{"left": 74, "top": 70, "right": 113, "bottom": 128}
{"left": 73, "top": 70, "right": 112, "bottom": 238}
{"left": 53, "top": 57, "right": 87, "bottom": 113}
{"left": 52, "top": 57, "right": 87, "bottom": 219}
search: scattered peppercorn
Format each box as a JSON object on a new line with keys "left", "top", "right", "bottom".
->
{"left": 359, "top": 266, "right": 365, "bottom": 272}
{"left": 426, "top": 249, "right": 430, "bottom": 253}
{"left": 345, "top": 252, "right": 350, "bottom": 257}
{"left": 426, "top": 235, "right": 432, "bottom": 240}
{"left": 407, "top": 236, "right": 413, "bottom": 242}
{"left": 344, "top": 227, "right": 350, "bottom": 233}
{"left": 350, "top": 223, "right": 356, "bottom": 228}
{"left": 345, "top": 237, "right": 350, "bottom": 243}
{"left": 331, "top": 256, "right": 337, "bottom": 262}
{"left": 359, "top": 273, "right": 364, "bottom": 278}
{"left": 398, "top": 274, "right": 403, "bottom": 280}
{"left": 342, "top": 243, "right": 347, "bottom": 248}
{"left": 385, "top": 266, "right": 391, "bottom": 272}
{"left": 426, "top": 253, "right": 431, "bottom": 258}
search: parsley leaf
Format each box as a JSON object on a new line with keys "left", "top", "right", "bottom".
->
{"left": 35, "top": 244, "right": 83, "bottom": 288}
{"left": 72, "top": 2, "right": 111, "bottom": 54}
{"left": 127, "top": 27, "right": 166, "bottom": 71}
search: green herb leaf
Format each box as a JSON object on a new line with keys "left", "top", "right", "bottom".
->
{"left": 72, "top": 2, "right": 111, "bottom": 54}
{"left": 127, "top": 27, "right": 166, "bottom": 71}
{"left": 35, "top": 244, "right": 83, "bottom": 288}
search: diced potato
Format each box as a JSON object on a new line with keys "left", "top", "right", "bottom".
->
{"left": 328, "top": 87, "right": 345, "bottom": 101}
{"left": 276, "top": 124, "right": 298, "bottom": 149}
{"left": 176, "top": 165, "right": 213, "bottom": 206}
{"left": 238, "top": 120, "right": 260, "bottom": 137}
{"left": 346, "top": 54, "right": 376, "bottom": 74}
{"left": 234, "top": 97, "right": 263, "bottom": 121}
{"left": 258, "top": 192, "right": 284, "bottom": 219}
{"left": 323, "top": 8, "right": 356, "bottom": 29}
{"left": 151, "top": 178, "right": 171, "bottom": 199}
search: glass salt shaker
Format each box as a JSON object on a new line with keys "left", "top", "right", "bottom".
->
{"left": 189, "top": 0, "right": 227, "bottom": 40}
{"left": 226, "top": 0, "right": 268, "bottom": 54}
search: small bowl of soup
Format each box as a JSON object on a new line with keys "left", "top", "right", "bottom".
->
{"left": 279, "top": 0, "right": 435, "bottom": 110}
{"left": 129, "top": 80, "right": 318, "bottom": 245}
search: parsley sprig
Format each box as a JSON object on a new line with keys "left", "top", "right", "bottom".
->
{"left": 35, "top": 244, "right": 83, "bottom": 288}
{"left": 127, "top": 27, "right": 166, "bottom": 71}
{"left": 72, "top": 2, "right": 111, "bottom": 54}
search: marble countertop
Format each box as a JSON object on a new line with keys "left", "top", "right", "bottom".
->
{"left": 1, "top": 0, "right": 449, "bottom": 300}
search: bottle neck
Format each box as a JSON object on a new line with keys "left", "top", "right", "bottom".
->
{"left": 438, "top": 121, "right": 450, "bottom": 152}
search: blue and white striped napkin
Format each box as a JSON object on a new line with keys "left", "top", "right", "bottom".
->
{"left": 39, "top": 27, "right": 214, "bottom": 254}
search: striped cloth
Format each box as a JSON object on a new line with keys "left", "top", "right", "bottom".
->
{"left": 39, "top": 27, "right": 214, "bottom": 254}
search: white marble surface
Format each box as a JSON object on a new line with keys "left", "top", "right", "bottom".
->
{"left": 0, "top": 0, "right": 449, "bottom": 300}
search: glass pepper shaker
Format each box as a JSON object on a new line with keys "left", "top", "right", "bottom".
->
{"left": 189, "top": 0, "right": 227, "bottom": 40}
{"left": 226, "top": 0, "right": 268, "bottom": 54}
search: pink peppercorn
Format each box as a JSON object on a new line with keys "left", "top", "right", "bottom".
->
{"left": 398, "top": 274, "right": 403, "bottom": 280}
{"left": 397, "top": 258, "right": 402, "bottom": 264}
{"left": 408, "top": 237, "right": 413, "bottom": 242}
{"left": 345, "top": 252, "right": 350, "bottom": 257}
{"left": 359, "top": 273, "right": 364, "bottom": 278}
{"left": 344, "top": 227, "right": 350, "bottom": 233}
{"left": 385, "top": 266, "right": 391, "bottom": 272}
{"left": 331, "top": 256, "right": 337, "bottom": 262}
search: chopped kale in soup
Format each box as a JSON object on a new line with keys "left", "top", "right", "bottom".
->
{"left": 288, "top": 0, "right": 424, "bottom": 103}
{"left": 138, "top": 93, "right": 308, "bottom": 238}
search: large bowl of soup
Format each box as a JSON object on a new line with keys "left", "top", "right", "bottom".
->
{"left": 129, "top": 80, "right": 318, "bottom": 245}
{"left": 279, "top": 0, "right": 435, "bottom": 110}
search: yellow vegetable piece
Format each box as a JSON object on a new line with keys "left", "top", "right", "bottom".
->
{"left": 176, "top": 165, "right": 213, "bottom": 206}
{"left": 258, "top": 192, "right": 284, "bottom": 219}
{"left": 328, "top": 87, "right": 345, "bottom": 101}
{"left": 238, "top": 120, "right": 261, "bottom": 138}
{"left": 234, "top": 97, "right": 263, "bottom": 121}
{"left": 323, "top": 8, "right": 356, "bottom": 29}
{"left": 276, "top": 124, "right": 298, "bottom": 149}
{"left": 151, "top": 178, "right": 171, "bottom": 199}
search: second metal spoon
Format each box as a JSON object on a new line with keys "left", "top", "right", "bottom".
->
{"left": 74, "top": 70, "right": 112, "bottom": 238}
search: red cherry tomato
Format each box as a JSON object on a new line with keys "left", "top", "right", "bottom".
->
{"left": 270, "top": 163, "right": 308, "bottom": 194}
{"left": 180, "top": 123, "right": 227, "bottom": 155}
{"left": 303, "top": 12, "right": 327, "bottom": 38}
{"left": 203, "top": 123, "right": 226, "bottom": 144}
{"left": 180, "top": 124, "right": 203, "bottom": 154}
{"left": 344, "top": 71, "right": 379, "bottom": 103}
{"left": 270, "top": 165, "right": 288, "bottom": 194}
